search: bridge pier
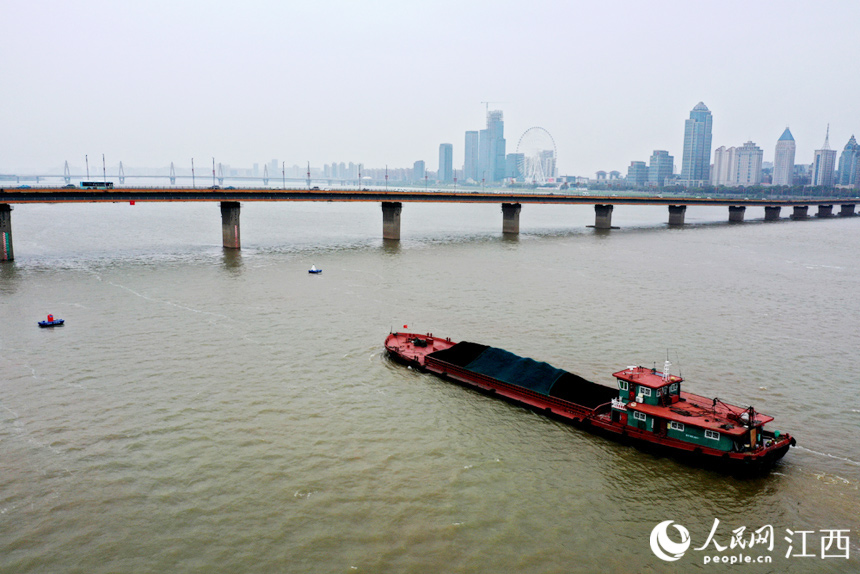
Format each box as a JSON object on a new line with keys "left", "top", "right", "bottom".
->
{"left": 791, "top": 205, "right": 809, "bottom": 220}
{"left": 382, "top": 201, "right": 402, "bottom": 240}
{"left": 816, "top": 205, "right": 834, "bottom": 218}
{"left": 764, "top": 206, "right": 781, "bottom": 221}
{"left": 668, "top": 205, "right": 686, "bottom": 226}
{"left": 728, "top": 205, "right": 746, "bottom": 223}
{"left": 502, "top": 203, "right": 521, "bottom": 234}
{"left": 0, "top": 204, "right": 13, "bottom": 262}
{"left": 220, "top": 201, "right": 241, "bottom": 249}
{"left": 592, "top": 204, "right": 614, "bottom": 229}
{"left": 839, "top": 204, "right": 856, "bottom": 217}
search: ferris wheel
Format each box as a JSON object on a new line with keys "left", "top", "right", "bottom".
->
{"left": 516, "top": 127, "right": 558, "bottom": 184}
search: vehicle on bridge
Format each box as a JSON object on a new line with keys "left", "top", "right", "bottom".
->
{"left": 80, "top": 181, "right": 114, "bottom": 189}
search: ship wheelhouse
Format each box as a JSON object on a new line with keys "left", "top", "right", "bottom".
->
{"left": 609, "top": 364, "right": 774, "bottom": 453}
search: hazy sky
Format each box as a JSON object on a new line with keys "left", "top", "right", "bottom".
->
{"left": 3, "top": 0, "right": 859, "bottom": 176}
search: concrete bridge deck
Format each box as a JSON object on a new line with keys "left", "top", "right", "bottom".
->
{"left": 0, "top": 187, "right": 857, "bottom": 260}
{"left": 1, "top": 186, "right": 856, "bottom": 207}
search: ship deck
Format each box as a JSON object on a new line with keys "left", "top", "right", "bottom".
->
{"left": 384, "top": 332, "right": 455, "bottom": 367}
{"left": 626, "top": 391, "right": 774, "bottom": 436}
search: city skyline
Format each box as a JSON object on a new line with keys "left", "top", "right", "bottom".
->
{"left": 8, "top": 106, "right": 856, "bottom": 185}
{"left": 2, "top": 2, "right": 859, "bottom": 176}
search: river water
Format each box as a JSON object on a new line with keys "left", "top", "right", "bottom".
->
{"left": 1, "top": 198, "right": 858, "bottom": 573}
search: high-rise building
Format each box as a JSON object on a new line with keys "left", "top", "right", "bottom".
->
{"left": 539, "top": 150, "right": 556, "bottom": 180}
{"left": 648, "top": 150, "right": 674, "bottom": 187}
{"left": 486, "top": 110, "right": 506, "bottom": 182}
{"left": 413, "top": 160, "right": 425, "bottom": 182}
{"left": 627, "top": 161, "right": 648, "bottom": 187}
{"left": 735, "top": 141, "right": 763, "bottom": 185}
{"left": 478, "top": 128, "right": 490, "bottom": 183}
{"left": 812, "top": 126, "right": 837, "bottom": 187}
{"left": 680, "top": 102, "right": 713, "bottom": 185}
{"left": 438, "top": 143, "right": 453, "bottom": 183}
{"left": 505, "top": 153, "right": 524, "bottom": 180}
{"left": 711, "top": 146, "right": 737, "bottom": 186}
{"left": 773, "top": 128, "right": 796, "bottom": 186}
{"left": 473, "top": 110, "right": 506, "bottom": 183}
{"left": 464, "top": 131, "right": 479, "bottom": 182}
{"left": 837, "top": 135, "right": 860, "bottom": 186}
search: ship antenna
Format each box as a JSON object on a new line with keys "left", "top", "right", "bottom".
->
{"left": 674, "top": 350, "right": 683, "bottom": 379}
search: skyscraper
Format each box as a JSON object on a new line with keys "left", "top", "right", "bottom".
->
{"left": 438, "top": 143, "right": 453, "bottom": 183}
{"left": 627, "top": 161, "right": 648, "bottom": 187}
{"left": 464, "top": 131, "right": 479, "bottom": 182}
{"left": 680, "top": 102, "right": 713, "bottom": 185}
{"left": 735, "top": 141, "right": 763, "bottom": 185}
{"left": 711, "top": 146, "right": 737, "bottom": 186}
{"left": 648, "top": 150, "right": 674, "bottom": 187}
{"left": 413, "top": 160, "right": 426, "bottom": 182}
{"left": 773, "top": 128, "right": 796, "bottom": 186}
{"left": 473, "top": 110, "right": 506, "bottom": 183}
{"left": 485, "top": 110, "right": 506, "bottom": 182}
{"left": 812, "top": 126, "right": 837, "bottom": 187}
{"left": 837, "top": 135, "right": 860, "bottom": 186}
{"left": 505, "top": 153, "right": 524, "bottom": 180}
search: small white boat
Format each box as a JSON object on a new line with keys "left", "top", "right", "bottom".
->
{"left": 308, "top": 265, "right": 322, "bottom": 274}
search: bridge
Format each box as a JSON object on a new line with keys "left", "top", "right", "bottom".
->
{"left": 0, "top": 186, "right": 857, "bottom": 261}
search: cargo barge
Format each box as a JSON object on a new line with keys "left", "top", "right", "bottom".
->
{"left": 385, "top": 332, "right": 795, "bottom": 474}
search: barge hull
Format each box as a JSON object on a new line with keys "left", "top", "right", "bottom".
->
{"left": 384, "top": 333, "right": 794, "bottom": 474}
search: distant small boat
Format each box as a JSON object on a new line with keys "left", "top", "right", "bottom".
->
{"left": 308, "top": 265, "right": 322, "bottom": 274}
{"left": 38, "top": 314, "right": 64, "bottom": 327}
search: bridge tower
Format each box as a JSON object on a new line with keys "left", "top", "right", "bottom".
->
{"left": 306, "top": 162, "right": 311, "bottom": 189}
{"left": 217, "top": 163, "right": 224, "bottom": 186}
{"left": 169, "top": 162, "right": 176, "bottom": 185}
{"left": 63, "top": 161, "right": 71, "bottom": 184}
{"left": 263, "top": 164, "right": 269, "bottom": 186}
{"left": 118, "top": 162, "right": 126, "bottom": 184}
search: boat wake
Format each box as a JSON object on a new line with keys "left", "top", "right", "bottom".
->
{"left": 796, "top": 445, "right": 860, "bottom": 467}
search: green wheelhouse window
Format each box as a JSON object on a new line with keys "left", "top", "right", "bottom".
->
{"left": 633, "top": 411, "right": 647, "bottom": 422}
{"left": 618, "top": 380, "right": 628, "bottom": 391}
{"left": 669, "top": 421, "right": 684, "bottom": 431}
{"left": 704, "top": 430, "right": 720, "bottom": 441}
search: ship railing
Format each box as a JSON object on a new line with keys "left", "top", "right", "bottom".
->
{"left": 592, "top": 401, "right": 613, "bottom": 416}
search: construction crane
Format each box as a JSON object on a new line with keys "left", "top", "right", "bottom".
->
{"left": 480, "top": 101, "right": 503, "bottom": 115}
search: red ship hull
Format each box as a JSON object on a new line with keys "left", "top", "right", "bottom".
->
{"left": 385, "top": 332, "right": 795, "bottom": 475}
